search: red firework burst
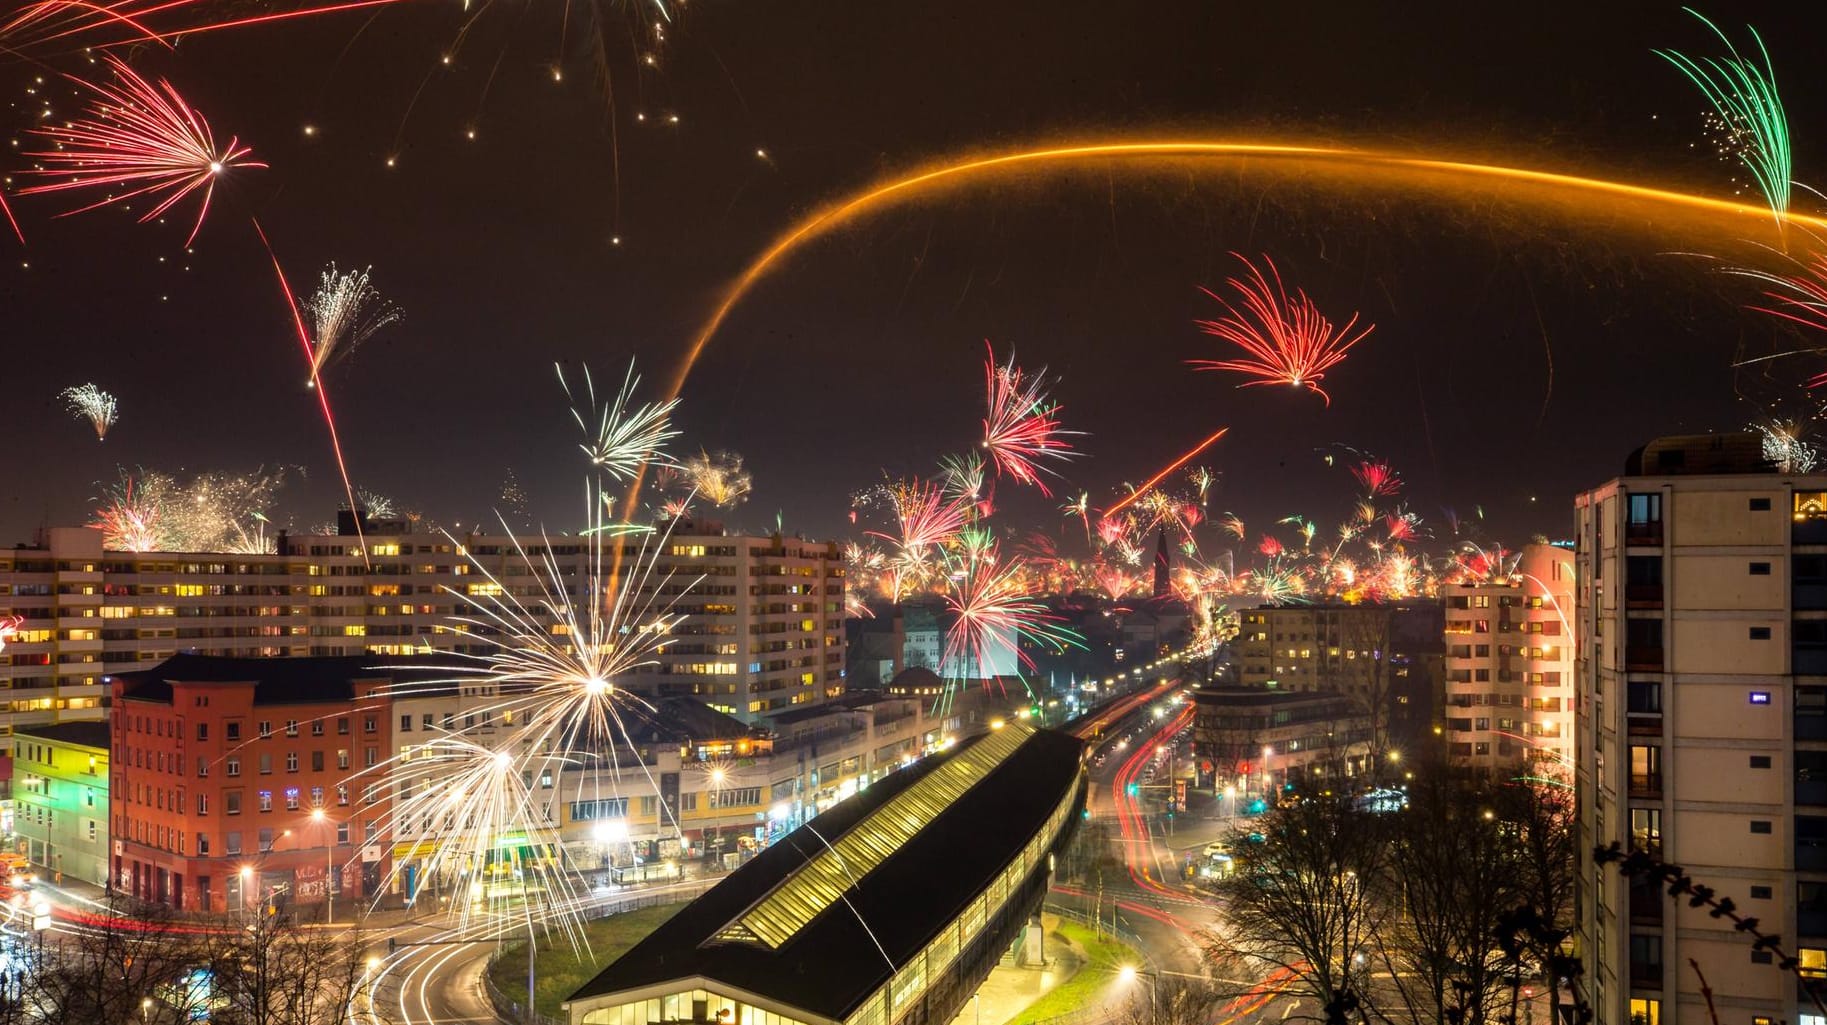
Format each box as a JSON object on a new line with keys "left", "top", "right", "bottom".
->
{"left": 1738, "top": 251, "right": 1827, "bottom": 387}
{"left": 869, "top": 478, "right": 968, "bottom": 556}
{"left": 1190, "top": 253, "right": 1372, "bottom": 406}
{"left": 19, "top": 55, "right": 265, "bottom": 245}
{"left": 981, "top": 342, "right": 1079, "bottom": 496}
{"left": 1351, "top": 459, "right": 1403, "bottom": 497}
{"left": 1, "top": 0, "right": 402, "bottom": 53}
{"left": 942, "top": 548, "right": 1080, "bottom": 686}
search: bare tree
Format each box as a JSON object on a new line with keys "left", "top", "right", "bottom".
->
{"left": 1202, "top": 794, "right": 1389, "bottom": 1024}
{"left": 1366, "top": 769, "right": 1520, "bottom": 1025}
{"left": 26, "top": 895, "right": 215, "bottom": 1024}
{"left": 1496, "top": 771, "right": 1578, "bottom": 1020}
{"left": 198, "top": 912, "right": 374, "bottom": 1025}
{"left": 1115, "top": 975, "right": 1226, "bottom": 1025}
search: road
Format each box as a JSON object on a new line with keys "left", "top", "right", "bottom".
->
{"left": 1059, "top": 673, "right": 1307, "bottom": 1025}
{"left": 365, "top": 879, "right": 713, "bottom": 1025}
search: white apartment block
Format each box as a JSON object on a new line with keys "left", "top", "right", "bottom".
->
{"left": 384, "top": 683, "right": 954, "bottom": 899}
{"left": 1576, "top": 434, "right": 1827, "bottom": 1025}
{"left": 1441, "top": 543, "right": 1574, "bottom": 769}
{"left": 0, "top": 517, "right": 846, "bottom": 743}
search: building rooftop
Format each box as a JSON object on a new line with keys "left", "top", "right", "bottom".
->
{"left": 1191, "top": 686, "right": 1354, "bottom": 707}
{"left": 14, "top": 721, "right": 110, "bottom": 750}
{"left": 885, "top": 667, "right": 941, "bottom": 691}
{"left": 113, "top": 654, "right": 760, "bottom": 742}
{"left": 114, "top": 654, "right": 395, "bottom": 706}
{"left": 567, "top": 723, "right": 1084, "bottom": 1019}
{"left": 1624, "top": 432, "right": 1771, "bottom": 477}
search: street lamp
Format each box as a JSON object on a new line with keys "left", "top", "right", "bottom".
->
{"left": 311, "top": 807, "right": 335, "bottom": 926}
{"left": 1118, "top": 965, "right": 1156, "bottom": 1023}
{"left": 1261, "top": 745, "right": 1274, "bottom": 799}
{"left": 708, "top": 768, "right": 727, "bottom": 866}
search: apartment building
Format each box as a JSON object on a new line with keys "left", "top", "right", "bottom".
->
{"left": 1232, "top": 601, "right": 1444, "bottom": 751}
{"left": 1442, "top": 543, "right": 1576, "bottom": 770}
{"left": 0, "top": 515, "right": 845, "bottom": 745}
{"left": 110, "top": 654, "right": 395, "bottom": 914}
{"left": 1191, "top": 686, "right": 1375, "bottom": 798}
{"left": 383, "top": 684, "right": 953, "bottom": 901}
{"left": 12, "top": 721, "right": 110, "bottom": 886}
{"left": 1576, "top": 434, "right": 1827, "bottom": 1025}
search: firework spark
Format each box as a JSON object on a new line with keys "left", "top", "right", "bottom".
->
{"left": 1758, "top": 419, "right": 1821, "bottom": 472}
{"left": 1351, "top": 459, "right": 1402, "bottom": 497}
{"left": 303, "top": 265, "right": 401, "bottom": 385}
{"left": 980, "top": 344, "right": 1080, "bottom": 496}
{"left": 1657, "top": 9, "right": 1791, "bottom": 224}
{"left": 19, "top": 55, "right": 265, "bottom": 245}
{"left": 0, "top": 0, "right": 406, "bottom": 53}
{"left": 681, "top": 450, "right": 752, "bottom": 508}
{"left": 941, "top": 543, "right": 1082, "bottom": 693}
{"left": 1104, "top": 428, "right": 1230, "bottom": 519}
{"left": 61, "top": 383, "right": 118, "bottom": 440}
{"left": 1190, "top": 253, "right": 1371, "bottom": 405}
{"left": 90, "top": 466, "right": 290, "bottom": 553}
{"left": 370, "top": 399, "right": 694, "bottom": 935}
{"left": 91, "top": 472, "right": 161, "bottom": 551}
{"left": 1733, "top": 249, "right": 1827, "bottom": 378}
{"left": 561, "top": 361, "right": 681, "bottom": 482}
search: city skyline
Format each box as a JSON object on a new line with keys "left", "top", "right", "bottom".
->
{"left": 5, "top": 0, "right": 1826, "bottom": 548}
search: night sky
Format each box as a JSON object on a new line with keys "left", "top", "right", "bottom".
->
{"left": 5, "top": 0, "right": 1827, "bottom": 550}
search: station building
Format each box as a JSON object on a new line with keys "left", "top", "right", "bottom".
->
{"left": 563, "top": 721, "right": 1086, "bottom": 1025}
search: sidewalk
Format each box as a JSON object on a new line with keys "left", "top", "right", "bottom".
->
{"left": 946, "top": 913, "right": 1085, "bottom": 1025}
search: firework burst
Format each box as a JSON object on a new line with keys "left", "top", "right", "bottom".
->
{"left": 0, "top": 0, "right": 406, "bottom": 53}
{"left": 1351, "top": 459, "right": 1402, "bottom": 497}
{"left": 1757, "top": 419, "right": 1821, "bottom": 472}
{"left": 980, "top": 344, "right": 1080, "bottom": 496}
{"left": 1190, "top": 253, "right": 1371, "bottom": 405}
{"left": 681, "top": 450, "right": 752, "bottom": 508}
{"left": 90, "top": 466, "right": 291, "bottom": 553}
{"left": 1657, "top": 9, "right": 1791, "bottom": 224}
{"left": 562, "top": 361, "right": 681, "bottom": 482}
{"left": 941, "top": 542, "right": 1082, "bottom": 695}
{"left": 61, "top": 383, "right": 118, "bottom": 440}
{"left": 91, "top": 471, "right": 161, "bottom": 551}
{"left": 20, "top": 55, "right": 265, "bottom": 245}
{"left": 303, "top": 265, "right": 402, "bottom": 385}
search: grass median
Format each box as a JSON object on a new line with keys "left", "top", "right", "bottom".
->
{"left": 488, "top": 903, "right": 683, "bottom": 1020}
{"left": 1005, "top": 919, "right": 1140, "bottom": 1025}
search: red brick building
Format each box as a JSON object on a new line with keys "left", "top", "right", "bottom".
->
{"left": 111, "top": 655, "right": 395, "bottom": 914}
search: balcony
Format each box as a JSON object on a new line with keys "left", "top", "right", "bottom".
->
{"left": 1629, "top": 960, "right": 1663, "bottom": 988}
{"left": 1801, "top": 781, "right": 1827, "bottom": 807}
{"left": 1801, "top": 647, "right": 1827, "bottom": 677}
{"left": 1625, "top": 522, "right": 1664, "bottom": 546}
{"left": 1799, "top": 840, "right": 1827, "bottom": 872}
{"left": 1625, "top": 584, "right": 1664, "bottom": 610}
{"left": 1629, "top": 880, "right": 1663, "bottom": 924}
{"left": 1798, "top": 584, "right": 1827, "bottom": 612}
{"left": 1801, "top": 909, "right": 1827, "bottom": 938}
{"left": 1797, "top": 519, "right": 1827, "bottom": 545}
{"left": 1625, "top": 647, "right": 1665, "bottom": 672}
{"left": 1628, "top": 773, "right": 1662, "bottom": 798}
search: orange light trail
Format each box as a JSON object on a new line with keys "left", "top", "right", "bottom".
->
{"left": 663, "top": 138, "right": 1827, "bottom": 400}
{"left": 1104, "top": 428, "right": 1229, "bottom": 519}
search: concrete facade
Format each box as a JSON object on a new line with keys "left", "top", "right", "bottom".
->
{"left": 1442, "top": 543, "right": 1576, "bottom": 769}
{"left": 1575, "top": 435, "right": 1827, "bottom": 1025}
